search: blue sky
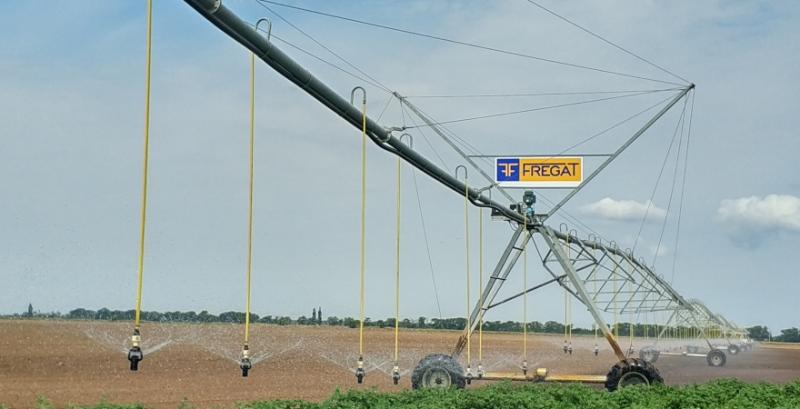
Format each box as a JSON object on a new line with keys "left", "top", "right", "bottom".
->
{"left": 1, "top": 1, "right": 798, "bottom": 333}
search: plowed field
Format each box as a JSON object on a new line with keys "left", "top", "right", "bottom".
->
{"left": 1, "top": 320, "right": 798, "bottom": 408}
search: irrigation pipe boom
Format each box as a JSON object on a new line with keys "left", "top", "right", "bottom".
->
{"left": 185, "top": 0, "right": 691, "bottom": 223}
{"left": 183, "top": 0, "right": 744, "bottom": 391}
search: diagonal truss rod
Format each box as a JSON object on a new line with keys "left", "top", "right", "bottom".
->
{"left": 397, "top": 96, "right": 517, "bottom": 204}
{"left": 543, "top": 84, "right": 693, "bottom": 220}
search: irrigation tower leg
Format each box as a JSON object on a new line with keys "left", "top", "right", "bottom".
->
{"left": 452, "top": 224, "right": 527, "bottom": 357}
{"left": 537, "top": 225, "right": 627, "bottom": 361}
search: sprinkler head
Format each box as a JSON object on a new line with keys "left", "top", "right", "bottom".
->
{"left": 240, "top": 346, "right": 252, "bottom": 377}
{"left": 465, "top": 365, "right": 473, "bottom": 385}
{"left": 392, "top": 364, "right": 400, "bottom": 385}
{"left": 127, "top": 347, "right": 143, "bottom": 371}
{"left": 128, "top": 329, "right": 143, "bottom": 371}
{"left": 521, "top": 360, "right": 528, "bottom": 375}
{"left": 355, "top": 356, "right": 365, "bottom": 384}
{"left": 477, "top": 363, "right": 484, "bottom": 379}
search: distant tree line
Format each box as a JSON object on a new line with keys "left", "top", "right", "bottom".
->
{"left": 5, "top": 306, "right": 798, "bottom": 342}
{"left": 747, "top": 326, "right": 800, "bottom": 343}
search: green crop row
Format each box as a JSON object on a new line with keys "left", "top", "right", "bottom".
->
{"left": 239, "top": 380, "right": 800, "bottom": 409}
{"left": 19, "top": 379, "right": 800, "bottom": 409}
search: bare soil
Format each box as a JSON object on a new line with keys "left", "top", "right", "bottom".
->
{"left": 1, "top": 320, "right": 798, "bottom": 408}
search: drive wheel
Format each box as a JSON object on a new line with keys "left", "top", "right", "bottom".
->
{"left": 707, "top": 349, "right": 727, "bottom": 367}
{"left": 728, "top": 344, "right": 740, "bottom": 355}
{"left": 411, "top": 354, "right": 466, "bottom": 390}
{"left": 605, "top": 358, "right": 663, "bottom": 392}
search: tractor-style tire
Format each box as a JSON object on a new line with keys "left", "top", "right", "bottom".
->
{"left": 411, "top": 354, "right": 466, "bottom": 390}
{"left": 605, "top": 358, "right": 663, "bottom": 392}
{"left": 639, "top": 347, "right": 660, "bottom": 364}
{"left": 707, "top": 349, "right": 727, "bottom": 367}
{"left": 728, "top": 344, "right": 740, "bottom": 355}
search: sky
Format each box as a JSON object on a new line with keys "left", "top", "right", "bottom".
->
{"left": 1, "top": 0, "right": 798, "bottom": 334}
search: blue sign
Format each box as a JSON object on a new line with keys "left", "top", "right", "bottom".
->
{"left": 496, "top": 158, "right": 520, "bottom": 182}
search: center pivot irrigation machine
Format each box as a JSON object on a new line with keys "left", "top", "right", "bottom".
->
{"left": 123, "top": 0, "right": 750, "bottom": 391}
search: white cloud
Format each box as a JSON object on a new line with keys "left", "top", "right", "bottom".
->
{"left": 580, "top": 197, "right": 666, "bottom": 222}
{"left": 717, "top": 194, "right": 800, "bottom": 232}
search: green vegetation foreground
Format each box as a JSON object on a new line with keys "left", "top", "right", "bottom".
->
{"left": 23, "top": 379, "right": 800, "bottom": 409}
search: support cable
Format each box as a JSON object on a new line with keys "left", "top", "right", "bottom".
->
{"left": 670, "top": 91, "right": 694, "bottom": 284}
{"left": 265, "top": 33, "right": 387, "bottom": 92}
{"left": 400, "top": 104, "right": 449, "bottom": 170}
{"left": 545, "top": 93, "right": 677, "bottom": 159}
{"left": 256, "top": 0, "right": 684, "bottom": 86}
{"left": 651, "top": 100, "right": 688, "bottom": 268}
{"left": 128, "top": 0, "right": 152, "bottom": 372}
{"left": 399, "top": 91, "right": 680, "bottom": 245}
{"left": 524, "top": 0, "right": 690, "bottom": 84}
{"left": 254, "top": 0, "right": 392, "bottom": 93}
{"left": 406, "top": 88, "right": 679, "bottom": 99}
{"left": 411, "top": 169, "right": 443, "bottom": 320}
{"left": 400, "top": 92, "right": 678, "bottom": 249}
{"left": 402, "top": 90, "right": 670, "bottom": 129}
{"left": 402, "top": 103, "right": 444, "bottom": 319}
{"left": 631, "top": 96, "right": 689, "bottom": 252}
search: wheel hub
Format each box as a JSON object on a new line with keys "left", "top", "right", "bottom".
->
{"left": 423, "top": 367, "right": 451, "bottom": 388}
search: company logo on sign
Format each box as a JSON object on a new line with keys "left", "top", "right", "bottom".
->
{"left": 495, "top": 157, "right": 583, "bottom": 188}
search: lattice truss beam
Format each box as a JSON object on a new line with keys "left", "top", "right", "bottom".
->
{"left": 534, "top": 227, "right": 690, "bottom": 317}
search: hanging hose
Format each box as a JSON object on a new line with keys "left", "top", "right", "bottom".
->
{"left": 128, "top": 0, "right": 153, "bottom": 372}
{"left": 351, "top": 87, "right": 367, "bottom": 384}
{"left": 628, "top": 277, "right": 634, "bottom": 356}
{"left": 392, "top": 134, "right": 411, "bottom": 386}
{"left": 563, "top": 291, "right": 569, "bottom": 354}
{"left": 612, "top": 257, "right": 619, "bottom": 341}
{"left": 240, "top": 50, "right": 256, "bottom": 378}
{"left": 567, "top": 294, "right": 574, "bottom": 355}
{"left": 522, "top": 225, "right": 528, "bottom": 374}
{"left": 456, "top": 166, "right": 472, "bottom": 384}
{"left": 393, "top": 152, "right": 400, "bottom": 385}
{"left": 477, "top": 205, "right": 484, "bottom": 379}
{"left": 592, "top": 245, "right": 599, "bottom": 356}
{"left": 563, "top": 236, "right": 572, "bottom": 356}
